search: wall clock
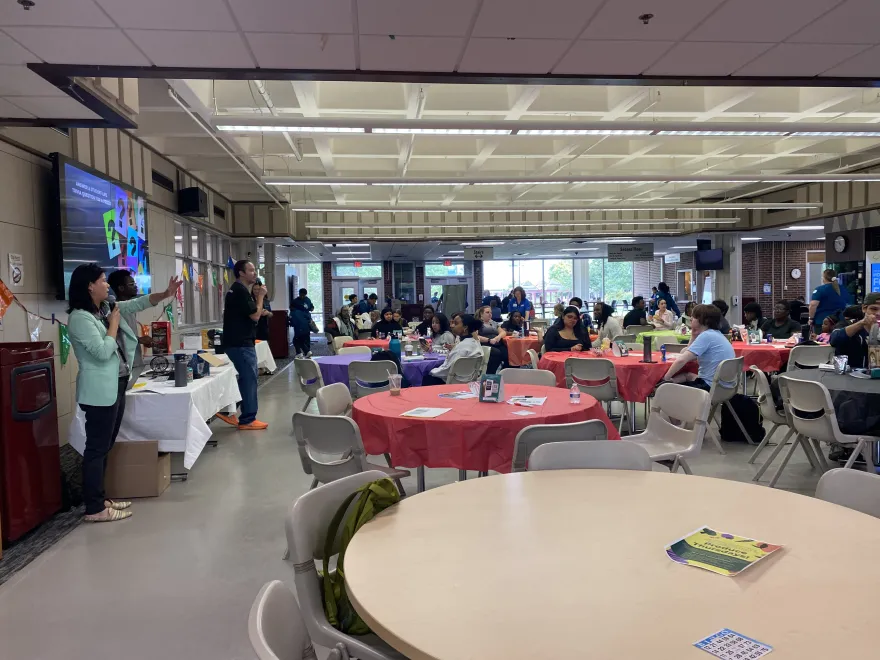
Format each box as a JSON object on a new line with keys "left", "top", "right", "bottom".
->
{"left": 790, "top": 268, "right": 802, "bottom": 279}
{"left": 834, "top": 235, "right": 847, "bottom": 253}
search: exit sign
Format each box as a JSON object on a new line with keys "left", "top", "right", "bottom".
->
{"left": 444, "top": 259, "right": 452, "bottom": 267}
{"left": 353, "top": 260, "right": 362, "bottom": 268}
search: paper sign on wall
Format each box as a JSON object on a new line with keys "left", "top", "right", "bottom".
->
{"left": 664, "top": 253, "right": 681, "bottom": 264}
{"left": 7, "top": 253, "right": 23, "bottom": 287}
{"left": 763, "top": 283, "right": 771, "bottom": 294}
{"left": 607, "top": 243, "right": 654, "bottom": 262}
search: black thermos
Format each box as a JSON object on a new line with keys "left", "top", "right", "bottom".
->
{"left": 174, "top": 354, "right": 188, "bottom": 387}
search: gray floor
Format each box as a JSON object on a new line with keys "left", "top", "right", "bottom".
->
{"left": 0, "top": 365, "right": 822, "bottom": 660}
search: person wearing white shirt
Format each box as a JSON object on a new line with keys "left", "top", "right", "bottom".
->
{"left": 648, "top": 297, "right": 676, "bottom": 330}
{"left": 593, "top": 302, "right": 623, "bottom": 343}
{"left": 422, "top": 314, "right": 483, "bottom": 385}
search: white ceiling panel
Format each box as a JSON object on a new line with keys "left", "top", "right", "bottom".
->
{"left": 94, "top": 0, "right": 238, "bottom": 31}
{"left": 0, "top": 0, "right": 114, "bottom": 28}
{"left": 647, "top": 42, "right": 773, "bottom": 76}
{"left": 127, "top": 29, "right": 255, "bottom": 68}
{"left": 736, "top": 43, "right": 871, "bottom": 77}
{"left": 247, "top": 33, "right": 355, "bottom": 69}
{"left": 360, "top": 36, "right": 460, "bottom": 72}
{"left": 227, "top": 0, "right": 353, "bottom": 34}
{"left": 582, "top": 0, "right": 726, "bottom": 41}
{"left": 0, "top": 64, "right": 66, "bottom": 96}
{"left": 5, "top": 26, "right": 150, "bottom": 66}
{"left": 0, "top": 31, "right": 37, "bottom": 64}
{"left": 553, "top": 40, "right": 672, "bottom": 75}
{"left": 9, "top": 94, "right": 99, "bottom": 118}
{"left": 821, "top": 45, "right": 880, "bottom": 78}
{"left": 473, "top": 0, "right": 604, "bottom": 40}
{"left": 0, "top": 97, "right": 33, "bottom": 117}
{"left": 686, "top": 0, "right": 842, "bottom": 43}
{"left": 459, "top": 38, "right": 570, "bottom": 74}
{"left": 788, "top": 0, "right": 880, "bottom": 45}
{"left": 357, "top": 0, "right": 478, "bottom": 37}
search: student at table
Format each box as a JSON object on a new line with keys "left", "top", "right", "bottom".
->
{"left": 648, "top": 297, "right": 676, "bottom": 330}
{"left": 655, "top": 282, "right": 681, "bottom": 317}
{"left": 415, "top": 305, "right": 435, "bottom": 336}
{"left": 68, "top": 263, "right": 182, "bottom": 523}
{"left": 569, "top": 296, "right": 593, "bottom": 329}
{"left": 810, "top": 268, "right": 850, "bottom": 327}
{"left": 712, "top": 299, "right": 731, "bottom": 335}
{"left": 372, "top": 308, "right": 402, "bottom": 338}
{"left": 489, "top": 297, "right": 503, "bottom": 322}
{"left": 662, "top": 304, "right": 735, "bottom": 392}
{"left": 743, "top": 302, "right": 764, "bottom": 331}
{"left": 544, "top": 306, "right": 592, "bottom": 353}
{"left": 392, "top": 310, "right": 405, "bottom": 329}
{"left": 508, "top": 286, "right": 533, "bottom": 318}
{"left": 678, "top": 301, "right": 696, "bottom": 331}
{"left": 830, "top": 292, "right": 880, "bottom": 369}
{"left": 290, "top": 288, "right": 315, "bottom": 358}
{"left": 107, "top": 268, "right": 153, "bottom": 386}
{"left": 422, "top": 314, "right": 483, "bottom": 386}
{"left": 501, "top": 310, "right": 526, "bottom": 336}
{"left": 816, "top": 314, "right": 838, "bottom": 344}
{"left": 623, "top": 296, "right": 647, "bottom": 328}
{"left": 761, "top": 300, "right": 802, "bottom": 339}
{"left": 324, "top": 305, "right": 356, "bottom": 339}
{"left": 593, "top": 302, "right": 623, "bottom": 343}
{"left": 429, "top": 312, "right": 455, "bottom": 349}
{"left": 356, "top": 292, "right": 379, "bottom": 315}
{"left": 476, "top": 305, "right": 508, "bottom": 374}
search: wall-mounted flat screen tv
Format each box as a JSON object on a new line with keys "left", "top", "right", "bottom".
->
{"left": 695, "top": 248, "right": 725, "bottom": 271}
{"left": 51, "top": 154, "right": 151, "bottom": 299}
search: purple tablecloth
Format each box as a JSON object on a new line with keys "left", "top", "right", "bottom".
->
{"left": 316, "top": 353, "right": 446, "bottom": 388}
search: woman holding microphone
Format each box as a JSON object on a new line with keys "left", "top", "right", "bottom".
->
{"left": 67, "top": 263, "right": 182, "bottom": 523}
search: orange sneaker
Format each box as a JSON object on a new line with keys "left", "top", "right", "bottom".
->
{"left": 238, "top": 420, "right": 269, "bottom": 430}
{"left": 215, "top": 413, "right": 239, "bottom": 426}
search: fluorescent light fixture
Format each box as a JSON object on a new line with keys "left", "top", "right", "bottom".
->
{"left": 306, "top": 219, "right": 739, "bottom": 230}
{"left": 373, "top": 128, "right": 511, "bottom": 135}
{"left": 217, "top": 125, "right": 364, "bottom": 133}
{"left": 671, "top": 245, "right": 698, "bottom": 249}
{"left": 461, "top": 241, "right": 505, "bottom": 246}
{"left": 331, "top": 251, "right": 371, "bottom": 255}
{"left": 266, "top": 181, "right": 368, "bottom": 186}
{"left": 325, "top": 243, "right": 369, "bottom": 247}
{"left": 789, "top": 131, "right": 880, "bottom": 138}
{"left": 741, "top": 237, "right": 763, "bottom": 242}
{"left": 517, "top": 129, "right": 652, "bottom": 136}
{"left": 784, "top": 225, "right": 824, "bottom": 231}
{"left": 293, "top": 204, "right": 816, "bottom": 212}
{"left": 559, "top": 248, "right": 600, "bottom": 251}
{"left": 656, "top": 130, "right": 787, "bottom": 137}
{"left": 589, "top": 238, "right": 637, "bottom": 244}
{"left": 174, "top": 235, "right": 183, "bottom": 240}
{"left": 368, "top": 182, "right": 455, "bottom": 186}
{"left": 446, "top": 250, "right": 464, "bottom": 254}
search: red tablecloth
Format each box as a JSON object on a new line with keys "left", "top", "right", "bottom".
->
{"left": 342, "top": 339, "right": 390, "bottom": 350}
{"left": 503, "top": 335, "right": 542, "bottom": 366}
{"left": 352, "top": 384, "right": 619, "bottom": 474}
{"left": 733, "top": 343, "right": 791, "bottom": 372}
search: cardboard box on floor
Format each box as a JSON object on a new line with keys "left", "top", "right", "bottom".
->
{"left": 105, "top": 441, "right": 170, "bottom": 499}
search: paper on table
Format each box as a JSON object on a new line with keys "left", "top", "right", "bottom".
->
{"left": 666, "top": 526, "right": 783, "bottom": 577}
{"left": 512, "top": 410, "right": 537, "bottom": 416}
{"left": 507, "top": 396, "right": 547, "bottom": 407}
{"left": 694, "top": 629, "right": 773, "bottom": 659}
{"left": 438, "top": 391, "right": 478, "bottom": 400}
{"left": 400, "top": 407, "right": 452, "bottom": 419}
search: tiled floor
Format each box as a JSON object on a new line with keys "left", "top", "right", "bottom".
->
{"left": 0, "top": 365, "right": 823, "bottom": 659}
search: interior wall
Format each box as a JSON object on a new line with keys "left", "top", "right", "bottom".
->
{"left": 741, "top": 240, "right": 825, "bottom": 315}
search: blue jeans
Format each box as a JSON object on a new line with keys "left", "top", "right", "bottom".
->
{"left": 225, "top": 346, "right": 258, "bottom": 424}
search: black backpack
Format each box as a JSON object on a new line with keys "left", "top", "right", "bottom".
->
{"left": 720, "top": 394, "right": 766, "bottom": 444}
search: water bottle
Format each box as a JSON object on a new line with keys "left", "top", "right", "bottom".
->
{"left": 660, "top": 344, "right": 667, "bottom": 363}
{"left": 389, "top": 335, "right": 402, "bottom": 361}
{"left": 404, "top": 339, "right": 413, "bottom": 358}
{"left": 569, "top": 383, "right": 581, "bottom": 405}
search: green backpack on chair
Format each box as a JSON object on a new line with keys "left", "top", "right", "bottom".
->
{"left": 322, "top": 477, "right": 400, "bottom": 635}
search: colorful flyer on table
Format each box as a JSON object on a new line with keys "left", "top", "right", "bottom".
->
{"left": 695, "top": 629, "right": 773, "bottom": 659}
{"left": 665, "top": 527, "right": 782, "bottom": 577}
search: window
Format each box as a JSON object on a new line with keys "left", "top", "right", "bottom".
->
{"left": 424, "top": 262, "right": 465, "bottom": 277}
{"left": 173, "top": 219, "right": 229, "bottom": 327}
{"left": 393, "top": 262, "right": 415, "bottom": 302}
{"left": 333, "top": 262, "right": 382, "bottom": 278}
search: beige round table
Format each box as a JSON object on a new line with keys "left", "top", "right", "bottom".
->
{"left": 345, "top": 470, "right": 880, "bottom": 659}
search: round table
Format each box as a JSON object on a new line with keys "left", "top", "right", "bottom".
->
{"left": 352, "top": 384, "right": 619, "bottom": 475}
{"left": 342, "top": 338, "right": 389, "bottom": 350}
{"left": 734, "top": 343, "right": 791, "bottom": 372}
{"left": 315, "top": 353, "right": 445, "bottom": 388}
{"left": 345, "top": 470, "right": 880, "bottom": 660}
{"left": 503, "top": 335, "right": 542, "bottom": 366}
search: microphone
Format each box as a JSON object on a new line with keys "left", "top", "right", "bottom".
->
{"left": 106, "top": 291, "right": 117, "bottom": 312}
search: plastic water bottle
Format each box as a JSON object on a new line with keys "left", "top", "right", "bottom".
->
{"left": 404, "top": 339, "right": 413, "bottom": 358}
{"left": 389, "top": 335, "right": 402, "bottom": 360}
{"left": 660, "top": 344, "right": 667, "bottom": 363}
{"left": 569, "top": 384, "right": 581, "bottom": 405}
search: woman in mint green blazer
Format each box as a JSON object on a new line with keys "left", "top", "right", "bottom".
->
{"left": 67, "top": 263, "right": 181, "bottom": 523}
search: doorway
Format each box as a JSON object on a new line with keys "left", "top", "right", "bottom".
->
{"left": 425, "top": 277, "right": 470, "bottom": 313}
{"left": 332, "top": 278, "right": 383, "bottom": 312}
{"left": 805, "top": 252, "right": 826, "bottom": 297}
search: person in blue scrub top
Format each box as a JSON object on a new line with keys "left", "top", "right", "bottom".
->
{"left": 507, "top": 286, "right": 533, "bottom": 319}
{"left": 809, "top": 268, "right": 850, "bottom": 328}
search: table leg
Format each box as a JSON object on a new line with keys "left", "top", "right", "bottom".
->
{"left": 629, "top": 401, "right": 637, "bottom": 435}
{"left": 458, "top": 469, "right": 467, "bottom": 482}
{"left": 417, "top": 466, "right": 426, "bottom": 493}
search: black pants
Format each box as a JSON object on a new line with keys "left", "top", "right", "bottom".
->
{"left": 681, "top": 378, "right": 711, "bottom": 392}
{"left": 422, "top": 373, "right": 447, "bottom": 386}
{"left": 80, "top": 377, "right": 128, "bottom": 514}
{"left": 486, "top": 344, "right": 507, "bottom": 375}
{"left": 293, "top": 331, "right": 311, "bottom": 355}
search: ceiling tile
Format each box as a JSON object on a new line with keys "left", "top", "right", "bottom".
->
{"left": 647, "top": 42, "right": 773, "bottom": 76}
{"left": 0, "top": 0, "right": 114, "bottom": 28}
{"left": 788, "top": 0, "right": 880, "bottom": 45}
{"left": 358, "top": 0, "right": 478, "bottom": 37}
{"left": 5, "top": 26, "right": 149, "bottom": 66}
{"left": 0, "top": 64, "right": 66, "bottom": 96}
{"left": 821, "top": 44, "right": 880, "bottom": 77}
{"left": 9, "top": 94, "right": 99, "bottom": 119}
{"left": 246, "top": 33, "right": 355, "bottom": 69}
{"left": 686, "top": 0, "right": 842, "bottom": 43}
{"left": 0, "top": 96, "right": 34, "bottom": 117}
{"left": 582, "top": 0, "right": 726, "bottom": 41}
{"left": 94, "top": 0, "right": 237, "bottom": 31}
{"left": 473, "top": 0, "right": 605, "bottom": 39}
{"left": 735, "top": 43, "right": 871, "bottom": 76}
{"left": 554, "top": 40, "right": 672, "bottom": 75}
{"left": 127, "top": 30, "right": 255, "bottom": 68}
{"left": 459, "top": 38, "right": 570, "bottom": 74}
{"left": 360, "top": 35, "right": 460, "bottom": 71}
{"left": 228, "top": 0, "right": 352, "bottom": 34}
{"left": 0, "top": 31, "right": 38, "bottom": 63}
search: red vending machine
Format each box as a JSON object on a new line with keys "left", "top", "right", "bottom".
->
{"left": 0, "top": 342, "right": 61, "bottom": 542}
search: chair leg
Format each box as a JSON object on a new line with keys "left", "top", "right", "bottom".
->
{"left": 768, "top": 434, "right": 805, "bottom": 488}
{"left": 384, "top": 453, "right": 394, "bottom": 468}
{"left": 725, "top": 400, "right": 756, "bottom": 445}
{"left": 811, "top": 439, "right": 830, "bottom": 471}
{"left": 282, "top": 547, "right": 289, "bottom": 561}
{"left": 617, "top": 401, "right": 628, "bottom": 436}
{"left": 301, "top": 396, "right": 314, "bottom": 412}
{"left": 394, "top": 478, "right": 406, "bottom": 497}
{"left": 458, "top": 469, "right": 467, "bottom": 481}
{"left": 678, "top": 457, "right": 693, "bottom": 475}
{"left": 309, "top": 477, "right": 319, "bottom": 490}
{"left": 706, "top": 423, "right": 727, "bottom": 455}
{"left": 753, "top": 428, "right": 795, "bottom": 481}
{"left": 844, "top": 439, "right": 866, "bottom": 469}
{"left": 417, "top": 466, "right": 426, "bottom": 493}
{"left": 862, "top": 441, "right": 876, "bottom": 474}
{"left": 670, "top": 456, "right": 680, "bottom": 473}
{"left": 748, "top": 423, "right": 778, "bottom": 464}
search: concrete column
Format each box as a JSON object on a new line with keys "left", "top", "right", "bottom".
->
{"left": 713, "top": 233, "right": 743, "bottom": 320}
{"left": 573, "top": 259, "right": 589, "bottom": 301}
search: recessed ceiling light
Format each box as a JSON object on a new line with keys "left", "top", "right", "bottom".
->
{"left": 373, "top": 128, "right": 511, "bottom": 135}
{"left": 218, "top": 125, "right": 364, "bottom": 133}
{"left": 331, "top": 251, "right": 371, "bottom": 255}
{"left": 741, "top": 237, "right": 763, "bottom": 242}
{"left": 789, "top": 131, "right": 880, "bottom": 138}
{"left": 589, "top": 238, "right": 637, "bottom": 244}
{"left": 461, "top": 241, "right": 505, "bottom": 246}
{"left": 559, "top": 248, "right": 600, "bottom": 251}
{"left": 656, "top": 130, "right": 787, "bottom": 137}
{"left": 517, "top": 129, "right": 652, "bottom": 136}
{"left": 671, "top": 245, "right": 698, "bottom": 249}
{"left": 784, "top": 225, "right": 824, "bottom": 231}
{"left": 325, "top": 243, "right": 370, "bottom": 248}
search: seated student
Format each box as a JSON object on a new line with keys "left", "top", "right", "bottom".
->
{"left": 816, "top": 314, "right": 838, "bottom": 344}
{"left": 371, "top": 308, "right": 402, "bottom": 338}
{"left": 661, "top": 304, "right": 735, "bottom": 391}
{"left": 415, "top": 305, "right": 435, "bottom": 336}
{"left": 392, "top": 310, "right": 405, "bottom": 329}
{"left": 421, "top": 314, "right": 484, "bottom": 386}
{"left": 543, "top": 306, "right": 592, "bottom": 353}
{"left": 830, "top": 293, "right": 880, "bottom": 370}
{"left": 679, "top": 301, "right": 697, "bottom": 330}
{"left": 428, "top": 312, "right": 455, "bottom": 348}
{"left": 760, "top": 300, "right": 801, "bottom": 339}
{"left": 711, "top": 299, "right": 731, "bottom": 335}
{"left": 839, "top": 304, "right": 864, "bottom": 329}
{"left": 743, "top": 302, "right": 764, "bottom": 331}
{"left": 593, "top": 302, "right": 623, "bottom": 343}
{"left": 569, "top": 296, "right": 593, "bottom": 329}
{"left": 501, "top": 310, "right": 526, "bottom": 336}
{"left": 489, "top": 298, "right": 503, "bottom": 322}
{"left": 371, "top": 350, "right": 411, "bottom": 388}
{"left": 324, "top": 305, "right": 356, "bottom": 339}
{"left": 475, "top": 305, "right": 508, "bottom": 374}
{"left": 623, "top": 296, "right": 647, "bottom": 328}
{"left": 648, "top": 297, "right": 676, "bottom": 330}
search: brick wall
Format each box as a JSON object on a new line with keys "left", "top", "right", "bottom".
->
{"left": 662, "top": 252, "right": 695, "bottom": 297}
{"left": 632, "top": 261, "right": 651, "bottom": 301}
{"left": 415, "top": 264, "right": 424, "bottom": 304}
{"left": 741, "top": 240, "right": 824, "bottom": 314}
{"left": 321, "top": 261, "right": 332, "bottom": 323}
{"left": 473, "top": 260, "right": 484, "bottom": 311}
{"left": 383, "top": 260, "right": 392, "bottom": 302}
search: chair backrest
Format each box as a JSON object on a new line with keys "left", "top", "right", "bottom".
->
{"left": 528, "top": 440, "right": 653, "bottom": 471}
{"left": 249, "top": 580, "right": 323, "bottom": 660}
{"left": 645, "top": 383, "right": 712, "bottom": 456}
{"left": 779, "top": 375, "right": 839, "bottom": 444}
{"left": 623, "top": 343, "right": 643, "bottom": 352}
{"left": 480, "top": 346, "right": 491, "bottom": 375}
{"left": 332, "top": 336, "right": 353, "bottom": 351}
{"left": 292, "top": 412, "right": 368, "bottom": 484}
{"left": 748, "top": 365, "right": 784, "bottom": 424}
{"left": 316, "top": 382, "right": 353, "bottom": 416}
{"left": 625, "top": 325, "right": 654, "bottom": 335}
{"left": 789, "top": 344, "right": 834, "bottom": 369}
{"left": 294, "top": 358, "right": 325, "bottom": 398}
{"left": 661, "top": 342, "right": 686, "bottom": 354}
{"left": 446, "top": 355, "right": 483, "bottom": 384}
{"left": 709, "top": 356, "right": 743, "bottom": 403}
{"left": 565, "top": 357, "right": 618, "bottom": 402}
{"left": 612, "top": 334, "right": 636, "bottom": 344}
{"left": 337, "top": 346, "right": 371, "bottom": 355}
{"left": 511, "top": 420, "right": 608, "bottom": 472}
{"left": 286, "top": 471, "right": 396, "bottom": 660}
{"left": 526, "top": 348, "right": 539, "bottom": 370}
{"left": 348, "top": 360, "right": 398, "bottom": 399}
{"left": 816, "top": 468, "right": 880, "bottom": 519}
{"left": 499, "top": 368, "right": 557, "bottom": 387}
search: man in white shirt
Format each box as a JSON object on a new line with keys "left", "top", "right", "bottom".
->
{"left": 422, "top": 314, "right": 484, "bottom": 386}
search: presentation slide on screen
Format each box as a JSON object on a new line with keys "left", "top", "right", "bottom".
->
{"left": 61, "top": 162, "right": 151, "bottom": 295}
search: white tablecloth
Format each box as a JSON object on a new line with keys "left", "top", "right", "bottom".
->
{"left": 255, "top": 341, "right": 277, "bottom": 373}
{"left": 68, "top": 365, "right": 241, "bottom": 470}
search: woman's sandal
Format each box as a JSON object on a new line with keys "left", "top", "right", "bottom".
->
{"left": 105, "top": 499, "right": 132, "bottom": 511}
{"left": 84, "top": 507, "right": 132, "bottom": 522}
